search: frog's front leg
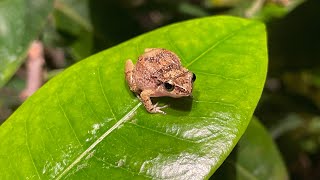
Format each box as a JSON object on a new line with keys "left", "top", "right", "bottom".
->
{"left": 125, "top": 59, "right": 138, "bottom": 92}
{"left": 140, "top": 89, "right": 168, "bottom": 114}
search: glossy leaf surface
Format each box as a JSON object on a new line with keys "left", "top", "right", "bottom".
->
{"left": 0, "top": 0, "right": 53, "bottom": 87}
{"left": 0, "top": 16, "right": 267, "bottom": 179}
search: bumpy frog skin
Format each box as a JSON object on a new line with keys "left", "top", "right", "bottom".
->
{"left": 125, "top": 48, "right": 196, "bottom": 114}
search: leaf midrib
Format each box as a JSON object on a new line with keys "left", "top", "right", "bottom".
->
{"left": 55, "top": 102, "right": 142, "bottom": 179}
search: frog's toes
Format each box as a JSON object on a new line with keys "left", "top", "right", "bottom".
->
{"left": 151, "top": 102, "right": 168, "bottom": 114}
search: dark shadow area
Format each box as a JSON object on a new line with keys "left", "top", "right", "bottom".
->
{"left": 88, "top": 0, "right": 209, "bottom": 53}
{"left": 155, "top": 96, "right": 193, "bottom": 112}
{"left": 256, "top": 0, "right": 320, "bottom": 131}
{"left": 256, "top": 92, "right": 320, "bottom": 123}
{"left": 255, "top": 1, "right": 320, "bottom": 179}
{"left": 89, "top": 0, "right": 144, "bottom": 52}
{"left": 267, "top": 0, "right": 320, "bottom": 75}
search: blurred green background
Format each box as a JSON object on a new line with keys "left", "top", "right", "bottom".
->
{"left": 1, "top": 0, "right": 320, "bottom": 179}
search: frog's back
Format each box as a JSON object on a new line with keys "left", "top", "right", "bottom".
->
{"left": 135, "top": 48, "right": 182, "bottom": 77}
{"left": 133, "top": 48, "right": 185, "bottom": 90}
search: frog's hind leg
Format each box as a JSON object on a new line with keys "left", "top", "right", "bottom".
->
{"left": 125, "top": 59, "right": 138, "bottom": 92}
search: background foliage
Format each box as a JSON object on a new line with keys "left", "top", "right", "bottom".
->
{"left": 1, "top": 0, "right": 320, "bottom": 179}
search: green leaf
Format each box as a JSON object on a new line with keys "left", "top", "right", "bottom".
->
{"left": 0, "top": 0, "right": 54, "bottom": 88}
{"left": 0, "top": 16, "right": 267, "bottom": 179}
{"left": 212, "top": 117, "right": 288, "bottom": 179}
{"left": 53, "top": 0, "right": 94, "bottom": 60}
{"left": 254, "top": 0, "right": 305, "bottom": 22}
{"left": 226, "top": 0, "right": 304, "bottom": 22}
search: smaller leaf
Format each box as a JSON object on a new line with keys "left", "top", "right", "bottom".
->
{"left": 212, "top": 117, "right": 288, "bottom": 179}
{"left": 0, "top": 0, "right": 54, "bottom": 87}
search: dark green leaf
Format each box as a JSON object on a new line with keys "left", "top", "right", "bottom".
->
{"left": 212, "top": 118, "right": 288, "bottom": 179}
{"left": 0, "top": 16, "right": 267, "bottom": 179}
{"left": 225, "top": 0, "right": 304, "bottom": 21}
{"left": 0, "top": 0, "right": 54, "bottom": 87}
{"left": 53, "top": 0, "right": 93, "bottom": 60}
{"left": 254, "top": 0, "right": 305, "bottom": 22}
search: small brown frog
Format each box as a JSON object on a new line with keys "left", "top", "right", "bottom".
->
{"left": 125, "top": 48, "right": 196, "bottom": 114}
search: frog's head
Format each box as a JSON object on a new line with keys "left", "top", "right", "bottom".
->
{"left": 156, "top": 70, "right": 196, "bottom": 98}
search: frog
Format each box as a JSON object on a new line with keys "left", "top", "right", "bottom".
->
{"left": 125, "top": 48, "right": 196, "bottom": 114}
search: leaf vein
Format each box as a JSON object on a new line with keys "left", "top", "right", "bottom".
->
{"left": 98, "top": 67, "right": 117, "bottom": 120}
{"left": 129, "top": 122, "right": 196, "bottom": 144}
{"left": 93, "top": 155, "right": 153, "bottom": 179}
{"left": 43, "top": 109, "right": 67, "bottom": 157}
{"left": 186, "top": 22, "right": 257, "bottom": 68}
{"left": 193, "top": 100, "right": 237, "bottom": 109}
{"left": 24, "top": 112, "right": 41, "bottom": 179}
{"left": 56, "top": 93, "right": 82, "bottom": 147}
{"left": 7, "top": 152, "right": 19, "bottom": 178}
{"left": 79, "top": 78, "right": 103, "bottom": 121}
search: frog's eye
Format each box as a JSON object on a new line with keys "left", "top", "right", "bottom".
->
{"left": 164, "top": 82, "right": 175, "bottom": 92}
{"left": 192, "top": 73, "right": 196, "bottom": 82}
